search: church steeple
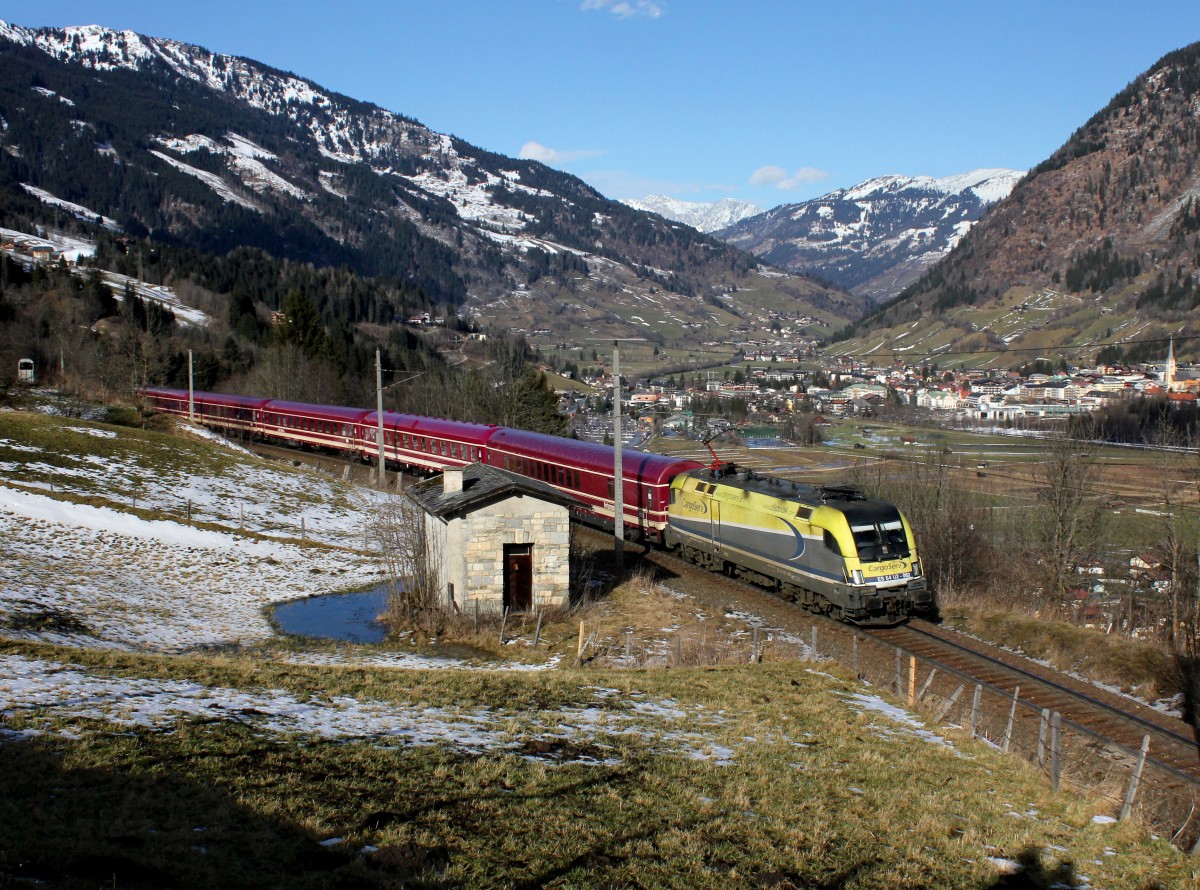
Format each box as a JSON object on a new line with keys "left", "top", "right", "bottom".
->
{"left": 1165, "top": 335, "right": 1177, "bottom": 391}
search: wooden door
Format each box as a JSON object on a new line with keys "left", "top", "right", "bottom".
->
{"left": 504, "top": 544, "right": 533, "bottom": 612}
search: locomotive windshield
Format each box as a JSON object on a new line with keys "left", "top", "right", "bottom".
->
{"left": 849, "top": 520, "right": 910, "bottom": 562}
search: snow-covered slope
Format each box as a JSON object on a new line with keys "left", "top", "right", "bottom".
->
{"left": 718, "top": 169, "right": 1024, "bottom": 301}
{"left": 621, "top": 195, "right": 761, "bottom": 233}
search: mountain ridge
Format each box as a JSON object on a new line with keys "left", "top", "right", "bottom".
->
{"left": 620, "top": 195, "right": 761, "bottom": 233}
{"left": 0, "top": 19, "right": 863, "bottom": 346}
{"left": 716, "top": 168, "right": 1023, "bottom": 302}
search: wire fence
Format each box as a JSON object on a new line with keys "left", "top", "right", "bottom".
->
{"left": 575, "top": 618, "right": 1200, "bottom": 853}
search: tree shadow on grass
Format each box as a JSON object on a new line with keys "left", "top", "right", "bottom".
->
{"left": 982, "top": 847, "right": 1087, "bottom": 890}
{"left": 0, "top": 732, "right": 387, "bottom": 889}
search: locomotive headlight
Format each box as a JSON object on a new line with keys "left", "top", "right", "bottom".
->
{"left": 851, "top": 569, "right": 864, "bottom": 586}
{"left": 912, "top": 560, "right": 923, "bottom": 579}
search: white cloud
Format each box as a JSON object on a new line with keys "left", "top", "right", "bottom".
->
{"left": 519, "top": 141, "right": 604, "bottom": 165}
{"left": 750, "top": 165, "right": 829, "bottom": 190}
{"left": 581, "top": 0, "right": 666, "bottom": 20}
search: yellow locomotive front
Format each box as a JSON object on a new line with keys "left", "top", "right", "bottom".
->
{"left": 666, "top": 467, "right": 934, "bottom": 624}
{"left": 810, "top": 496, "right": 934, "bottom": 623}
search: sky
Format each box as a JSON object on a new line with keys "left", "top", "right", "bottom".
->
{"left": 7, "top": 1, "right": 1200, "bottom": 210}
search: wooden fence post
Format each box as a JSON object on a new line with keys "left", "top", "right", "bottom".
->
{"left": 917, "top": 668, "right": 938, "bottom": 702}
{"left": 894, "top": 647, "right": 903, "bottom": 696}
{"left": 499, "top": 607, "right": 509, "bottom": 645}
{"left": 935, "top": 685, "right": 964, "bottom": 724}
{"left": 1050, "top": 711, "right": 1062, "bottom": 791}
{"left": 752, "top": 627, "right": 761, "bottom": 664}
{"left": 1003, "top": 687, "right": 1020, "bottom": 752}
{"left": 907, "top": 657, "right": 917, "bottom": 707}
{"left": 1038, "top": 708, "right": 1050, "bottom": 769}
{"left": 625, "top": 629, "right": 633, "bottom": 664}
{"left": 576, "top": 620, "right": 585, "bottom": 662}
{"left": 1120, "top": 736, "right": 1151, "bottom": 821}
{"left": 674, "top": 633, "right": 683, "bottom": 666}
{"left": 852, "top": 634, "right": 859, "bottom": 675}
{"left": 533, "top": 610, "right": 543, "bottom": 650}
{"left": 968, "top": 685, "right": 983, "bottom": 738}
{"left": 810, "top": 625, "right": 818, "bottom": 658}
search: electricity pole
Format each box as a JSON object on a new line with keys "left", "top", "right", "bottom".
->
{"left": 613, "top": 343, "right": 624, "bottom": 567}
{"left": 187, "top": 349, "right": 194, "bottom": 423}
{"left": 376, "top": 349, "right": 386, "bottom": 488}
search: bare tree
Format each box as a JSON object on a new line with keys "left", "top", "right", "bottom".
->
{"left": 1148, "top": 420, "right": 1200, "bottom": 653}
{"left": 251, "top": 344, "right": 344, "bottom": 404}
{"left": 854, "top": 450, "right": 996, "bottom": 603}
{"left": 1030, "top": 426, "right": 1106, "bottom": 611}
{"left": 366, "top": 494, "right": 446, "bottom": 638}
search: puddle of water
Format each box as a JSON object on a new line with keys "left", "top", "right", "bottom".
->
{"left": 272, "top": 585, "right": 393, "bottom": 643}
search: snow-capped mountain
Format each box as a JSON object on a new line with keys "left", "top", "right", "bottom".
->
{"left": 717, "top": 169, "right": 1024, "bottom": 301}
{"left": 621, "top": 195, "right": 761, "bottom": 233}
{"left": 0, "top": 20, "right": 862, "bottom": 342}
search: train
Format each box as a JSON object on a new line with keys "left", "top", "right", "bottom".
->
{"left": 140, "top": 386, "right": 933, "bottom": 625}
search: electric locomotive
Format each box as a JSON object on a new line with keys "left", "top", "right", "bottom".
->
{"left": 665, "top": 464, "right": 933, "bottom": 625}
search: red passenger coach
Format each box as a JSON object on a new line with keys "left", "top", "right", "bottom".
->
{"left": 258, "top": 401, "right": 373, "bottom": 455}
{"left": 139, "top": 386, "right": 704, "bottom": 543}
{"left": 141, "top": 387, "right": 270, "bottom": 435}
{"left": 485, "top": 428, "right": 702, "bottom": 542}
{"left": 366, "top": 413, "right": 497, "bottom": 473}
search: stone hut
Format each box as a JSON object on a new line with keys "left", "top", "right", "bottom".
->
{"left": 404, "top": 463, "right": 581, "bottom": 614}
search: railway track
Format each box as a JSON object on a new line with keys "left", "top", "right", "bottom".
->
{"left": 865, "top": 621, "right": 1200, "bottom": 787}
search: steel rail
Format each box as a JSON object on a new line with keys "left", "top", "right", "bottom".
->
{"left": 867, "top": 622, "right": 1200, "bottom": 790}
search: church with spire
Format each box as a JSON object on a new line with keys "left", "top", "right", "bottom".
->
{"left": 1164, "top": 336, "right": 1177, "bottom": 392}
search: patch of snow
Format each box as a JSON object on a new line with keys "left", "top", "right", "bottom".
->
{"left": 18, "top": 186, "right": 120, "bottom": 232}
{"left": 149, "top": 150, "right": 259, "bottom": 211}
{"left": 843, "top": 692, "right": 955, "bottom": 749}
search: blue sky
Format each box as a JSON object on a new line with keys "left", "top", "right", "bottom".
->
{"left": 9, "top": 1, "right": 1200, "bottom": 209}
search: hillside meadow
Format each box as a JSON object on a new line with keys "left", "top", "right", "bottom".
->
{"left": 0, "top": 404, "right": 1194, "bottom": 887}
